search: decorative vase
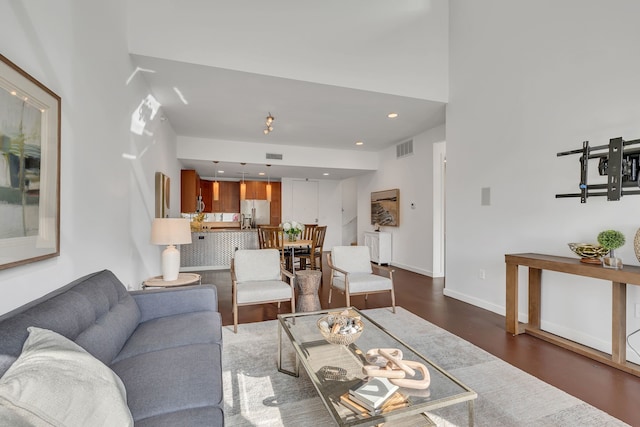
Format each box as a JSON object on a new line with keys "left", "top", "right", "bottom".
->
{"left": 602, "top": 248, "right": 623, "bottom": 270}
{"left": 288, "top": 232, "right": 297, "bottom": 242}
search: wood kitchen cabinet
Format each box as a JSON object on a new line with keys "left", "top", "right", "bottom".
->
{"left": 269, "top": 182, "right": 281, "bottom": 225}
{"left": 180, "top": 170, "right": 201, "bottom": 213}
{"left": 200, "top": 180, "right": 213, "bottom": 213}
{"left": 244, "top": 181, "right": 268, "bottom": 200}
{"left": 221, "top": 181, "right": 240, "bottom": 213}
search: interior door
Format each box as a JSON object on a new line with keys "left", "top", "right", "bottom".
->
{"left": 291, "top": 180, "right": 319, "bottom": 224}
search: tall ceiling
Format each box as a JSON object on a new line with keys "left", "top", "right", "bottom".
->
{"left": 127, "top": 0, "right": 449, "bottom": 180}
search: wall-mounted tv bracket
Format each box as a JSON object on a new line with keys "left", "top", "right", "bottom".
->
{"left": 556, "top": 137, "right": 640, "bottom": 202}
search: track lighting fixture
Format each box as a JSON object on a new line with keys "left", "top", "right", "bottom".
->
{"left": 263, "top": 113, "right": 275, "bottom": 135}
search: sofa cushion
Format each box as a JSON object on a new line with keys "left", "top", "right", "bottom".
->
{"left": 134, "top": 406, "right": 224, "bottom": 427}
{"left": 0, "top": 270, "right": 140, "bottom": 374}
{"left": 0, "top": 327, "right": 133, "bottom": 427}
{"left": 110, "top": 343, "right": 222, "bottom": 421}
{"left": 113, "top": 311, "right": 223, "bottom": 363}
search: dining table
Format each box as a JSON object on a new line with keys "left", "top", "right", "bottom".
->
{"left": 283, "top": 239, "right": 312, "bottom": 273}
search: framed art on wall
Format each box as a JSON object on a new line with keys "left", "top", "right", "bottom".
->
{"left": 155, "top": 172, "right": 170, "bottom": 218}
{"left": 371, "top": 189, "right": 399, "bottom": 226}
{"left": 0, "top": 54, "right": 61, "bottom": 270}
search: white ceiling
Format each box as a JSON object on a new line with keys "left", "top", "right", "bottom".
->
{"left": 127, "top": 0, "right": 449, "bottom": 180}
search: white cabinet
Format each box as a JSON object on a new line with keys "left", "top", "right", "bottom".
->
{"left": 364, "top": 231, "right": 391, "bottom": 265}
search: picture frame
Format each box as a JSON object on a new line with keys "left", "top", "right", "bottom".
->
{"left": 0, "top": 54, "right": 61, "bottom": 270}
{"left": 155, "top": 172, "right": 170, "bottom": 218}
{"left": 371, "top": 189, "right": 400, "bottom": 227}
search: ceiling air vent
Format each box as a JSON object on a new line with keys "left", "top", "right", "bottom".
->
{"left": 266, "top": 153, "right": 283, "bottom": 160}
{"left": 396, "top": 139, "right": 414, "bottom": 159}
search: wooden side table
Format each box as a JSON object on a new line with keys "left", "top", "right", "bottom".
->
{"left": 142, "top": 273, "right": 201, "bottom": 289}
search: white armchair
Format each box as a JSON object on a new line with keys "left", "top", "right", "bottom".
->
{"left": 327, "top": 246, "right": 396, "bottom": 313}
{"left": 231, "top": 249, "right": 296, "bottom": 333}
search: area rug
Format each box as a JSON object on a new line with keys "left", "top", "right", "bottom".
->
{"left": 221, "top": 307, "right": 628, "bottom": 426}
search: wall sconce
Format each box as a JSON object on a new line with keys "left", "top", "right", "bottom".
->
{"left": 213, "top": 161, "right": 219, "bottom": 201}
{"left": 150, "top": 218, "right": 192, "bottom": 281}
{"left": 263, "top": 113, "right": 275, "bottom": 135}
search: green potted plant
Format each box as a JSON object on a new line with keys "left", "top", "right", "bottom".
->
{"left": 597, "top": 229, "right": 625, "bottom": 269}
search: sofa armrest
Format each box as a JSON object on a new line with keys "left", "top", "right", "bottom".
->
{"left": 130, "top": 285, "right": 219, "bottom": 323}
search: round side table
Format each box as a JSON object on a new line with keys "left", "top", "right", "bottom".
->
{"left": 142, "top": 273, "right": 201, "bottom": 289}
{"left": 295, "top": 270, "right": 321, "bottom": 312}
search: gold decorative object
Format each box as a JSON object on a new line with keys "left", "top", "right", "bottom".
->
{"left": 567, "top": 243, "right": 609, "bottom": 264}
{"left": 634, "top": 229, "right": 640, "bottom": 263}
{"left": 317, "top": 312, "right": 364, "bottom": 345}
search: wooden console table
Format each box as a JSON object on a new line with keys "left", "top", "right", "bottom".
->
{"left": 505, "top": 253, "right": 640, "bottom": 376}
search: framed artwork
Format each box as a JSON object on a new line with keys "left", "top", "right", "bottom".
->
{"left": 0, "top": 54, "right": 61, "bottom": 270}
{"left": 371, "top": 189, "right": 400, "bottom": 227}
{"left": 155, "top": 172, "right": 170, "bottom": 218}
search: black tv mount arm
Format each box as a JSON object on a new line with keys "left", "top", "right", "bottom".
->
{"left": 556, "top": 137, "right": 640, "bottom": 203}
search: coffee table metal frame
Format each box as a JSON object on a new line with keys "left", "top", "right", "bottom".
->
{"left": 277, "top": 307, "right": 477, "bottom": 427}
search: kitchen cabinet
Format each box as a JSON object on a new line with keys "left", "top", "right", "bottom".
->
{"left": 200, "top": 180, "right": 213, "bottom": 213}
{"left": 181, "top": 170, "right": 201, "bottom": 213}
{"left": 221, "top": 181, "right": 240, "bottom": 213}
{"left": 269, "top": 182, "right": 281, "bottom": 225}
{"left": 244, "top": 181, "right": 268, "bottom": 200}
{"left": 364, "top": 231, "right": 391, "bottom": 265}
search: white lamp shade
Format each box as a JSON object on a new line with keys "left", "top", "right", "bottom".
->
{"left": 150, "top": 218, "right": 192, "bottom": 245}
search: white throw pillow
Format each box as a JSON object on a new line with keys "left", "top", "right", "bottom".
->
{"left": 0, "top": 327, "right": 133, "bottom": 427}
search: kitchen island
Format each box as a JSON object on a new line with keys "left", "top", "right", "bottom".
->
{"left": 180, "top": 229, "right": 259, "bottom": 271}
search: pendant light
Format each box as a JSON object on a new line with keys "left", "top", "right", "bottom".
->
{"left": 240, "top": 163, "right": 247, "bottom": 201}
{"left": 212, "top": 161, "right": 219, "bottom": 201}
{"left": 265, "top": 164, "right": 272, "bottom": 202}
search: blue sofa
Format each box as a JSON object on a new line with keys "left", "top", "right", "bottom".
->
{"left": 0, "top": 269, "right": 224, "bottom": 426}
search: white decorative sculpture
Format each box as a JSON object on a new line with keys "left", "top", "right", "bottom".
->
{"left": 362, "top": 348, "right": 431, "bottom": 390}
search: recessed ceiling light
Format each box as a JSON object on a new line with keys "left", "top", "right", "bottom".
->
{"left": 355, "top": 141, "right": 364, "bottom": 146}
{"left": 387, "top": 112, "right": 399, "bottom": 118}
{"left": 259, "top": 172, "right": 265, "bottom": 176}
{"left": 323, "top": 173, "right": 330, "bottom": 176}
{"left": 218, "top": 170, "right": 224, "bottom": 174}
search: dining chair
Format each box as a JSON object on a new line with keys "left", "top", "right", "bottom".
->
{"left": 298, "top": 225, "right": 327, "bottom": 273}
{"left": 258, "top": 226, "right": 286, "bottom": 268}
{"left": 301, "top": 224, "right": 317, "bottom": 242}
{"left": 230, "top": 249, "right": 296, "bottom": 333}
{"left": 327, "top": 245, "right": 396, "bottom": 313}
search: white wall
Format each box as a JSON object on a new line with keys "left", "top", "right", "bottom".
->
{"left": 357, "top": 125, "right": 445, "bottom": 276}
{"left": 0, "top": 1, "right": 182, "bottom": 315}
{"left": 447, "top": 0, "right": 640, "bottom": 363}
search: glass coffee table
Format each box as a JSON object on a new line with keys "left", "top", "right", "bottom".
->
{"left": 277, "top": 308, "right": 477, "bottom": 427}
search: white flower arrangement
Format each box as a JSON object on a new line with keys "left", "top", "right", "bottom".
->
{"left": 281, "top": 220, "right": 303, "bottom": 239}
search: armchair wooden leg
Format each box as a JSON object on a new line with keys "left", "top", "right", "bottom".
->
{"left": 234, "top": 306, "right": 238, "bottom": 333}
{"left": 390, "top": 289, "right": 396, "bottom": 313}
{"left": 328, "top": 287, "right": 333, "bottom": 304}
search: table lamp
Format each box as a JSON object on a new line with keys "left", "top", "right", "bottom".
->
{"left": 150, "top": 218, "right": 192, "bottom": 281}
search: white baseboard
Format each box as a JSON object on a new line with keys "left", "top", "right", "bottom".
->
{"left": 390, "top": 261, "right": 433, "bottom": 277}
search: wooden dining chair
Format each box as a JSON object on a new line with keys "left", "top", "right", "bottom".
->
{"left": 301, "top": 224, "right": 317, "bottom": 242}
{"left": 298, "top": 225, "right": 327, "bottom": 273}
{"left": 258, "top": 226, "right": 286, "bottom": 267}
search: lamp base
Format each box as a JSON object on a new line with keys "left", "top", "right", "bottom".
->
{"left": 161, "top": 244, "right": 181, "bottom": 281}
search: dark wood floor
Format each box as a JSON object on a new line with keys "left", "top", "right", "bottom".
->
{"left": 198, "top": 257, "right": 640, "bottom": 426}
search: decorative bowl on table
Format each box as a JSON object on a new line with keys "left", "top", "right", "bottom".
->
{"left": 568, "top": 243, "right": 609, "bottom": 263}
{"left": 317, "top": 312, "right": 364, "bottom": 345}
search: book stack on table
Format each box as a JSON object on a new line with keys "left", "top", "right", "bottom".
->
{"left": 341, "top": 377, "right": 408, "bottom": 416}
